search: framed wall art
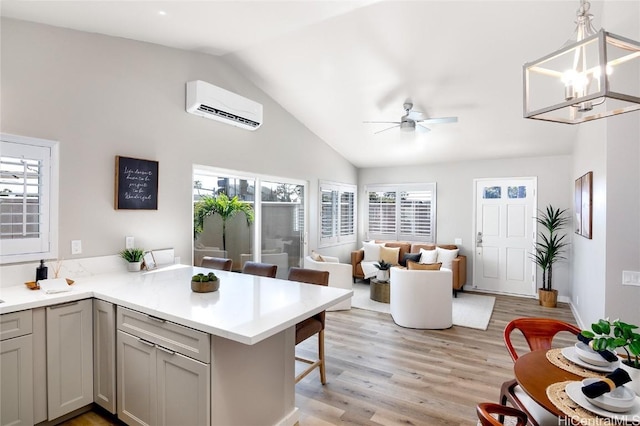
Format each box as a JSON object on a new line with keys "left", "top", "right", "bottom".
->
{"left": 115, "top": 156, "right": 159, "bottom": 210}
{"left": 574, "top": 171, "right": 592, "bottom": 239}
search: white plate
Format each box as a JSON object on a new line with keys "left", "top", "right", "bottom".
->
{"left": 581, "top": 378, "right": 636, "bottom": 413}
{"left": 575, "top": 341, "right": 615, "bottom": 367}
{"left": 565, "top": 381, "right": 640, "bottom": 421}
{"left": 561, "top": 346, "right": 620, "bottom": 372}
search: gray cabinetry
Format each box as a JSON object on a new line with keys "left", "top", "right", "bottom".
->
{"left": 93, "top": 299, "right": 116, "bottom": 414}
{"left": 46, "top": 299, "right": 93, "bottom": 420}
{"left": 116, "top": 306, "right": 210, "bottom": 426}
{"left": 0, "top": 310, "right": 34, "bottom": 426}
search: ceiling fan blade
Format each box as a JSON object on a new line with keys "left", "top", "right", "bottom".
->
{"left": 374, "top": 124, "right": 401, "bottom": 134}
{"left": 417, "top": 124, "right": 431, "bottom": 133}
{"left": 363, "top": 121, "right": 402, "bottom": 124}
{"left": 419, "top": 116, "right": 458, "bottom": 124}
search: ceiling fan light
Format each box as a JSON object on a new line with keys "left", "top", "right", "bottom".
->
{"left": 400, "top": 121, "right": 415, "bottom": 132}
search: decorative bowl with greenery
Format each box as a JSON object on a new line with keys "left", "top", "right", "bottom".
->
{"left": 191, "top": 272, "right": 220, "bottom": 293}
{"left": 581, "top": 319, "right": 640, "bottom": 369}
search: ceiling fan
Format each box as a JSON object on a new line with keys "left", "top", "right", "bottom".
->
{"left": 364, "top": 101, "right": 458, "bottom": 134}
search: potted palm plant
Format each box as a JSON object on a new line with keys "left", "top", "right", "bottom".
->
{"left": 582, "top": 319, "right": 640, "bottom": 396}
{"left": 531, "top": 205, "right": 569, "bottom": 307}
{"left": 119, "top": 248, "right": 145, "bottom": 272}
{"left": 193, "top": 193, "right": 254, "bottom": 251}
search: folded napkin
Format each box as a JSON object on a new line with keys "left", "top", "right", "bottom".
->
{"left": 38, "top": 278, "right": 71, "bottom": 294}
{"left": 581, "top": 368, "right": 632, "bottom": 399}
{"left": 577, "top": 333, "right": 619, "bottom": 362}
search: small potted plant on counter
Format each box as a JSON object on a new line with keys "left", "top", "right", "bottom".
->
{"left": 119, "top": 248, "right": 145, "bottom": 272}
{"left": 374, "top": 260, "right": 393, "bottom": 282}
{"left": 191, "top": 272, "right": 220, "bottom": 293}
{"left": 582, "top": 318, "right": 640, "bottom": 396}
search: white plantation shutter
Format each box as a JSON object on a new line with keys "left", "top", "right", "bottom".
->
{"left": 319, "top": 181, "right": 356, "bottom": 247}
{"left": 1, "top": 135, "right": 58, "bottom": 263}
{"left": 366, "top": 184, "right": 436, "bottom": 242}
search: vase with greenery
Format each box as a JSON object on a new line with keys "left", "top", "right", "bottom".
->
{"left": 531, "top": 205, "right": 569, "bottom": 307}
{"left": 374, "top": 260, "right": 393, "bottom": 282}
{"left": 193, "top": 193, "right": 254, "bottom": 251}
{"left": 582, "top": 319, "right": 640, "bottom": 395}
{"left": 119, "top": 248, "right": 145, "bottom": 272}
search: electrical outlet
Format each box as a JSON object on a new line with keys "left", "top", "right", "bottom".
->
{"left": 125, "top": 236, "right": 134, "bottom": 249}
{"left": 71, "top": 240, "right": 82, "bottom": 255}
{"left": 622, "top": 270, "right": 640, "bottom": 286}
{"left": 454, "top": 238, "right": 463, "bottom": 245}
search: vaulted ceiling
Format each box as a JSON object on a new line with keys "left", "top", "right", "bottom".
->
{"left": 3, "top": 1, "right": 636, "bottom": 168}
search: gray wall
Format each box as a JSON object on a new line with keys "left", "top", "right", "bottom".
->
{"left": 358, "top": 155, "right": 573, "bottom": 296}
{"left": 1, "top": 18, "right": 358, "bottom": 266}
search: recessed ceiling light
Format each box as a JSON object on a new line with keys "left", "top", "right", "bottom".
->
{"left": 157, "top": 10, "right": 167, "bottom": 16}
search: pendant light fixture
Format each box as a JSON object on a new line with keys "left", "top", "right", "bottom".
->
{"left": 523, "top": 0, "right": 640, "bottom": 124}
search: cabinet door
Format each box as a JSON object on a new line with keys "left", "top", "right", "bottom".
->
{"left": 117, "top": 330, "right": 157, "bottom": 426}
{"left": 0, "top": 334, "right": 34, "bottom": 426}
{"left": 156, "top": 348, "right": 210, "bottom": 426}
{"left": 46, "top": 299, "right": 93, "bottom": 420}
{"left": 93, "top": 299, "right": 116, "bottom": 414}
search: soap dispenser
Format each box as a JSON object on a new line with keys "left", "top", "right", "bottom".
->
{"left": 36, "top": 259, "right": 48, "bottom": 282}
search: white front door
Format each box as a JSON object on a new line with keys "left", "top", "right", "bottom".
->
{"left": 473, "top": 178, "right": 537, "bottom": 296}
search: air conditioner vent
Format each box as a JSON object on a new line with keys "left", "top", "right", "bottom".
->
{"left": 196, "top": 104, "right": 260, "bottom": 128}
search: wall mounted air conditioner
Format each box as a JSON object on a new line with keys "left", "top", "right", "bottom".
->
{"left": 186, "top": 80, "right": 263, "bottom": 131}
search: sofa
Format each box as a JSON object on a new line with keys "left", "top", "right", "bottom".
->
{"left": 303, "top": 255, "right": 352, "bottom": 311}
{"left": 351, "top": 241, "right": 466, "bottom": 292}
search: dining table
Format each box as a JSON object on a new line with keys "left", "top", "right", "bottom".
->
{"left": 514, "top": 348, "right": 640, "bottom": 425}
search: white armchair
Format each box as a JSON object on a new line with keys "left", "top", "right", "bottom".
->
{"left": 303, "top": 255, "right": 352, "bottom": 311}
{"left": 390, "top": 267, "right": 452, "bottom": 329}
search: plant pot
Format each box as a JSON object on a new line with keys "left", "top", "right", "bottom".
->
{"left": 191, "top": 279, "right": 220, "bottom": 293}
{"left": 619, "top": 359, "right": 640, "bottom": 396}
{"left": 376, "top": 270, "right": 390, "bottom": 282}
{"left": 538, "top": 288, "right": 557, "bottom": 307}
{"left": 127, "top": 261, "right": 142, "bottom": 272}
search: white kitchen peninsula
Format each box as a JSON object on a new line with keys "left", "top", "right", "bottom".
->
{"left": 0, "top": 264, "right": 352, "bottom": 426}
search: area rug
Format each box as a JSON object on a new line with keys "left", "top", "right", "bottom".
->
{"left": 351, "top": 282, "right": 496, "bottom": 330}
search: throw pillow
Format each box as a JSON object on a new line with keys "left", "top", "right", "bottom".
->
{"left": 380, "top": 246, "right": 400, "bottom": 265}
{"left": 419, "top": 248, "right": 438, "bottom": 264}
{"left": 436, "top": 247, "right": 459, "bottom": 270}
{"left": 407, "top": 261, "right": 442, "bottom": 271}
{"left": 310, "top": 251, "right": 325, "bottom": 262}
{"left": 363, "top": 241, "right": 384, "bottom": 261}
{"left": 400, "top": 252, "right": 421, "bottom": 267}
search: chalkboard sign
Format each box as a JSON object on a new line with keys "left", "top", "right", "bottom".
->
{"left": 115, "top": 156, "right": 159, "bottom": 210}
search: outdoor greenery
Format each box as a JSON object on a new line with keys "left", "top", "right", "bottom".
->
{"left": 531, "top": 205, "right": 569, "bottom": 291}
{"left": 582, "top": 319, "right": 640, "bottom": 369}
{"left": 119, "top": 248, "right": 145, "bottom": 263}
{"left": 193, "top": 193, "right": 254, "bottom": 250}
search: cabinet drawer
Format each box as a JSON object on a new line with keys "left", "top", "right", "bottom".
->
{"left": 1, "top": 310, "right": 32, "bottom": 341}
{"left": 116, "top": 306, "right": 210, "bottom": 363}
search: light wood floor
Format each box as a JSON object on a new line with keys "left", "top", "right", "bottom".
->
{"left": 61, "top": 291, "right": 576, "bottom": 426}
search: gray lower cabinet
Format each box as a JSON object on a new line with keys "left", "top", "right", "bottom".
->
{"left": 93, "top": 299, "right": 116, "bottom": 414}
{"left": 116, "top": 306, "right": 210, "bottom": 426}
{"left": 46, "top": 299, "right": 94, "bottom": 420}
{"left": 0, "top": 310, "right": 34, "bottom": 426}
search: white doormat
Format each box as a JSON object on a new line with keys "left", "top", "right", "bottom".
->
{"left": 351, "top": 282, "right": 496, "bottom": 330}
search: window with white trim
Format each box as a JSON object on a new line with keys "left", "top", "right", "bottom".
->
{"left": 366, "top": 183, "right": 436, "bottom": 242}
{"left": 319, "top": 181, "right": 356, "bottom": 247}
{"left": 1, "top": 134, "right": 59, "bottom": 264}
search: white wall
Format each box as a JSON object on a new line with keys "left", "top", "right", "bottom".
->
{"left": 358, "top": 155, "right": 573, "bottom": 296}
{"left": 0, "top": 18, "right": 357, "bottom": 280}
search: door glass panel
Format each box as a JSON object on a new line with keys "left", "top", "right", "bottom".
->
{"left": 508, "top": 186, "right": 527, "bottom": 198}
{"left": 260, "top": 180, "right": 304, "bottom": 279}
{"left": 483, "top": 186, "right": 501, "bottom": 199}
{"left": 193, "top": 172, "right": 254, "bottom": 271}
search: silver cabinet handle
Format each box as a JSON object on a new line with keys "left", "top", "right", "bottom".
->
{"left": 148, "top": 315, "right": 166, "bottom": 323}
{"left": 49, "top": 301, "right": 79, "bottom": 310}
{"left": 138, "top": 338, "right": 155, "bottom": 347}
{"left": 156, "top": 345, "right": 176, "bottom": 356}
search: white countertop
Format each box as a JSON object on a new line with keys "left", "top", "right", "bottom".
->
{"left": 0, "top": 264, "right": 352, "bottom": 345}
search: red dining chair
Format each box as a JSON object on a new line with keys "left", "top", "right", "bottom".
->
{"left": 477, "top": 402, "right": 528, "bottom": 426}
{"left": 500, "top": 318, "right": 581, "bottom": 426}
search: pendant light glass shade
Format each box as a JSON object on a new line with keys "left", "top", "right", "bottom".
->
{"left": 523, "top": 2, "right": 640, "bottom": 124}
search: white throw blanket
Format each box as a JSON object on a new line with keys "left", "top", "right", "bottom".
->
{"left": 360, "top": 261, "right": 378, "bottom": 279}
